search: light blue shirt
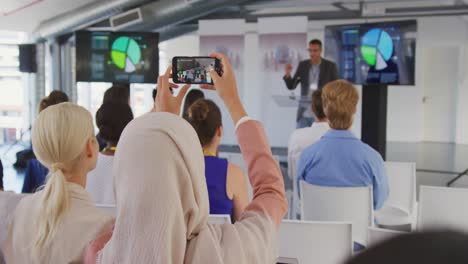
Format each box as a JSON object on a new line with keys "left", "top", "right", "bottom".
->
{"left": 297, "top": 129, "right": 389, "bottom": 209}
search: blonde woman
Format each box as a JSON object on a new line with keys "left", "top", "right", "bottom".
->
{"left": 3, "top": 103, "right": 114, "bottom": 263}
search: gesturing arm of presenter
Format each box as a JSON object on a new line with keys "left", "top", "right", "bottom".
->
{"left": 283, "top": 62, "right": 301, "bottom": 90}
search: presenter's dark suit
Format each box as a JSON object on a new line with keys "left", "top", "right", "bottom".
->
{"left": 283, "top": 58, "right": 339, "bottom": 127}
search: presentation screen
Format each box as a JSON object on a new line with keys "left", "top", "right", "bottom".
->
{"left": 325, "top": 20, "right": 417, "bottom": 85}
{"left": 75, "top": 31, "right": 159, "bottom": 84}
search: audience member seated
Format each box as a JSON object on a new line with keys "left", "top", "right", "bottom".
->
{"left": 22, "top": 91, "right": 70, "bottom": 193}
{"left": 288, "top": 90, "right": 329, "bottom": 158}
{"left": 288, "top": 89, "right": 329, "bottom": 185}
{"left": 86, "top": 102, "right": 134, "bottom": 204}
{"left": 102, "top": 84, "right": 130, "bottom": 105}
{"left": 288, "top": 90, "right": 329, "bottom": 217}
{"left": 84, "top": 53, "right": 288, "bottom": 263}
{"left": 297, "top": 80, "right": 389, "bottom": 210}
{"left": 186, "top": 99, "right": 248, "bottom": 221}
{"left": 38, "top": 90, "right": 69, "bottom": 112}
{"left": 98, "top": 84, "right": 131, "bottom": 150}
{"left": 182, "top": 88, "right": 205, "bottom": 119}
{"left": 346, "top": 231, "right": 468, "bottom": 264}
{"left": 4, "top": 103, "right": 113, "bottom": 263}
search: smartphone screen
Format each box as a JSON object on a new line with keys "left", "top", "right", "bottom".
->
{"left": 172, "top": 56, "right": 220, "bottom": 84}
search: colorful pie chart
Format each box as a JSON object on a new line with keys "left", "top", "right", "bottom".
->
{"left": 361, "top": 28, "right": 393, "bottom": 70}
{"left": 111, "top": 36, "right": 142, "bottom": 73}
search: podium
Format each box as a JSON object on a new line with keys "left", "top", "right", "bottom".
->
{"left": 272, "top": 94, "right": 311, "bottom": 108}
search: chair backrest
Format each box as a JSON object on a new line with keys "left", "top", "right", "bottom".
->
{"left": 418, "top": 186, "right": 468, "bottom": 231}
{"left": 384, "top": 161, "right": 416, "bottom": 215}
{"left": 300, "top": 182, "right": 373, "bottom": 246}
{"left": 207, "top": 214, "right": 232, "bottom": 224}
{"left": 278, "top": 220, "right": 352, "bottom": 264}
{"left": 367, "top": 227, "right": 407, "bottom": 247}
{"left": 95, "top": 204, "right": 117, "bottom": 216}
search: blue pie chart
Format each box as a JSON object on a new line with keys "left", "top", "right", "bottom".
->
{"left": 361, "top": 28, "right": 393, "bottom": 70}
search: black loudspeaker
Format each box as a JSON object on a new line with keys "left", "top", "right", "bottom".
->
{"left": 19, "top": 44, "right": 37, "bottom": 73}
{"left": 361, "top": 84, "right": 388, "bottom": 160}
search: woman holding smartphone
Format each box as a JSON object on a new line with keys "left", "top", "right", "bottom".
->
{"left": 85, "top": 53, "right": 288, "bottom": 264}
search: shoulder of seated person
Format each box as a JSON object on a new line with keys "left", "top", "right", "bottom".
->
{"left": 360, "top": 142, "right": 385, "bottom": 161}
{"left": 228, "top": 162, "right": 244, "bottom": 174}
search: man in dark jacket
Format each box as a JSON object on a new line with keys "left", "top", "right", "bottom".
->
{"left": 284, "top": 39, "right": 339, "bottom": 128}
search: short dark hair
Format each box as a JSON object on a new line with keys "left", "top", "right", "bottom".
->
{"left": 103, "top": 85, "right": 130, "bottom": 104}
{"left": 96, "top": 102, "right": 134, "bottom": 146}
{"left": 311, "top": 90, "right": 326, "bottom": 120}
{"left": 309, "top": 39, "right": 322, "bottom": 48}
{"left": 346, "top": 231, "right": 468, "bottom": 264}
{"left": 39, "top": 90, "right": 69, "bottom": 112}
{"left": 182, "top": 89, "right": 205, "bottom": 119}
{"left": 186, "top": 99, "right": 221, "bottom": 147}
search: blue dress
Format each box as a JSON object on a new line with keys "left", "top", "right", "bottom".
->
{"left": 22, "top": 159, "right": 48, "bottom": 193}
{"left": 204, "top": 156, "right": 234, "bottom": 216}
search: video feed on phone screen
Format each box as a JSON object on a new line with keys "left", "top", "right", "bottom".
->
{"left": 175, "top": 58, "right": 214, "bottom": 84}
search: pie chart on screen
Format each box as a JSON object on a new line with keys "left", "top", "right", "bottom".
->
{"left": 361, "top": 28, "right": 393, "bottom": 70}
{"left": 111, "top": 36, "right": 142, "bottom": 73}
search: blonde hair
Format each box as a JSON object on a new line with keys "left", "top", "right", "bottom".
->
{"left": 31, "top": 102, "right": 94, "bottom": 257}
{"left": 322, "top": 80, "right": 359, "bottom": 130}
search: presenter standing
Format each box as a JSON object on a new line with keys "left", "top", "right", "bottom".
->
{"left": 283, "top": 39, "right": 339, "bottom": 128}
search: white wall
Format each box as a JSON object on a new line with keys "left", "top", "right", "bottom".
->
{"left": 160, "top": 16, "right": 468, "bottom": 146}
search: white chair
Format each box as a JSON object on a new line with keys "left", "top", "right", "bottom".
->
{"left": 418, "top": 186, "right": 468, "bottom": 231}
{"left": 300, "top": 182, "right": 374, "bottom": 247}
{"left": 375, "top": 162, "right": 416, "bottom": 231}
{"left": 95, "top": 204, "right": 116, "bottom": 216}
{"left": 367, "top": 227, "right": 407, "bottom": 247}
{"left": 278, "top": 220, "right": 352, "bottom": 264}
{"left": 207, "top": 214, "right": 231, "bottom": 224}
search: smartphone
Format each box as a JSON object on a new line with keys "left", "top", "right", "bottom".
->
{"left": 172, "top": 56, "right": 221, "bottom": 84}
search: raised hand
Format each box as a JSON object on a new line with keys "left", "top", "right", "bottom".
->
{"left": 154, "top": 66, "right": 190, "bottom": 115}
{"left": 200, "top": 52, "right": 247, "bottom": 125}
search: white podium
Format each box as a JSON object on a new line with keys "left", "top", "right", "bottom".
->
{"left": 272, "top": 94, "right": 312, "bottom": 108}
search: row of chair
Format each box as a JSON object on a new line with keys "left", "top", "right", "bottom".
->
{"left": 224, "top": 153, "right": 418, "bottom": 228}
{"left": 97, "top": 182, "right": 468, "bottom": 264}
{"left": 300, "top": 182, "right": 468, "bottom": 247}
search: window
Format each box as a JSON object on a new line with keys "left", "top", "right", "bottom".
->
{"left": 0, "top": 31, "right": 27, "bottom": 144}
{"left": 77, "top": 82, "right": 155, "bottom": 130}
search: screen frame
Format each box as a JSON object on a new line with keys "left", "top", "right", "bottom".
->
{"left": 75, "top": 30, "right": 159, "bottom": 84}
{"left": 324, "top": 19, "right": 417, "bottom": 86}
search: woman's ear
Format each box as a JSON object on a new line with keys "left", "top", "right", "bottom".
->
{"left": 217, "top": 126, "right": 223, "bottom": 138}
{"left": 85, "top": 138, "right": 97, "bottom": 158}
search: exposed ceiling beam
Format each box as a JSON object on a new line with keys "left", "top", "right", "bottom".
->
{"left": 332, "top": 2, "right": 352, "bottom": 11}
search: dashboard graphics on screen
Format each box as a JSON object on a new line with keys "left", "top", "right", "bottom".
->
{"left": 325, "top": 20, "right": 417, "bottom": 85}
{"left": 75, "top": 31, "right": 159, "bottom": 83}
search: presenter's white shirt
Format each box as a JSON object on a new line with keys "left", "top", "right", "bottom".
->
{"left": 288, "top": 122, "right": 330, "bottom": 180}
{"left": 86, "top": 153, "right": 115, "bottom": 205}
